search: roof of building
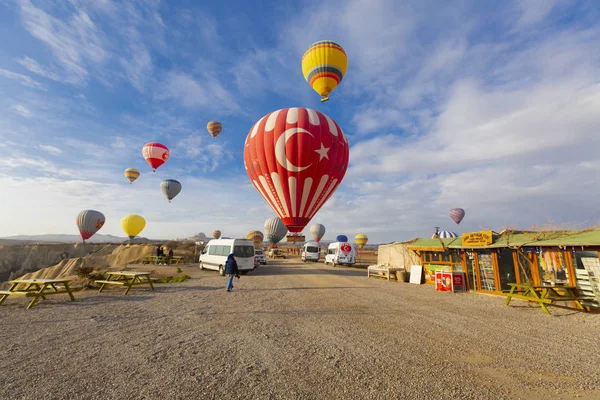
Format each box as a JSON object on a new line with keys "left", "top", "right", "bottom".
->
{"left": 407, "top": 229, "right": 600, "bottom": 250}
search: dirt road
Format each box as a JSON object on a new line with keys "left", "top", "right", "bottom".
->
{"left": 1, "top": 260, "right": 599, "bottom": 399}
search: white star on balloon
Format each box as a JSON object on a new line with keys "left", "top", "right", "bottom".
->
{"left": 314, "top": 142, "right": 330, "bottom": 161}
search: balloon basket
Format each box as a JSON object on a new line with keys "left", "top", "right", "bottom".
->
{"left": 320, "top": 96, "right": 330, "bottom": 102}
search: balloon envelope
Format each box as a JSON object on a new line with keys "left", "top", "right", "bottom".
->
{"left": 264, "top": 217, "right": 288, "bottom": 245}
{"left": 309, "top": 223, "right": 326, "bottom": 243}
{"left": 302, "top": 40, "right": 348, "bottom": 102}
{"left": 160, "top": 179, "right": 182, "bottom": 202}
{"left": 124, "top": 168, "right": 140, "bottom": 183}
{"left": 212, "top": 230, "right": 221, "bottom": 239}
{"left": 244, "top": 108, "right": 350, "bottom": 234}
{"left": 121, "top": 214, "right": 146, "bottom": 239}
{"left": 355, "top": 233, "right": 368, "bottom": 249}
{"left": 433, "top": 230, "right": 458, "bottom": 239}
{"left": 336, "top": 235, "right": 348, "bottom": 242}
{"left": 449, "top": 208, "right": 465, "bottom": 225}
{"left": 246, "top": 230, "right": 264, "bottom": 248}
{"left": 142, "top": 142, "right": 169, "bottom": 171}
{"left": 76, "top": 210, "right": 105, "bottom": 241}
{"left": 207, "top": 120, "right": 222, "bottom": 139}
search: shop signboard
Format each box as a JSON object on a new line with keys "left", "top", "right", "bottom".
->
{"left": 462, "top": 231, "right": 493, "bottom": 247}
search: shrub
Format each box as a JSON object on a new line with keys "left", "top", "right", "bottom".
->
{"left": 74, "top": 265, "right": 94, "bottom": 278}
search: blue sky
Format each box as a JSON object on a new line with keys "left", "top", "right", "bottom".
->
{"left": 1, "top": 0, "right": 600, "bottom": 243}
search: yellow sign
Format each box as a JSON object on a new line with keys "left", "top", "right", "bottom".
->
{"left": 462, "top": 231, "right": 493, "bottom": 246}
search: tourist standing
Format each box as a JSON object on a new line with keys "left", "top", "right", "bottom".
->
{"left": 224, "top": 253, "right": 239, "bottom": 292}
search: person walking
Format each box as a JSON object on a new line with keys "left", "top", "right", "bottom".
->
{"left": 156, "top": 244, "right": 162, "bottom": 264}
{"left": 224, "top": 253, "right": 239, "bottom": 292}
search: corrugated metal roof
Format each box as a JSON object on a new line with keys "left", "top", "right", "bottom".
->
{"left": 407, "top": 229, "right": 600, "bottom": 250}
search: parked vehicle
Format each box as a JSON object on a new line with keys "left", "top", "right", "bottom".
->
{"left": 324, "top": 242, "right": 356, "bottom": 266}
{"left": 199, "top": 238, "right": 255, "bottom": 276}
{"left": 255, "top": 249, "right": 267, "bottom": 265}
{"left": 302, "top": 242, "right": 320, "bottom": 262}
{"left": 268, "top": 248, "right": 286, "bottom": 259}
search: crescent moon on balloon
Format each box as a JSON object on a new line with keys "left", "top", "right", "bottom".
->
{"left": 275, "top": 128, "right": 313, "bottom": 172}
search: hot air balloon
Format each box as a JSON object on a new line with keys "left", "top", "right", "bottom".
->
{"left": 302, "top": 40, "right": 348, "bottom": 102}
{"left": 160, "top": 179, "right": 182, "bottom": 202}
{"left": 244, "top": 108, "right": 350, "bottom": 234}
{"left": 142, "top": 142, "right": 169, "bottom": 172}
{"left": 264, "top": 217, "right": 288, "bottom": 245}
{"left": 355, "top": 233, "right": 368, "bottom": 249}
{"left": 121, "top": 214, "right": 146, "bottom": 240}
{"left": 76, "top": 210, "right": 105, "bottom": 242}
{"left": 212, "top": 230, "right": 222, "bottom": 239}
{"left": 432, "top": 230, "right": 458, "bottom": 239}
{"left": 336, "top": 235, "right": 348, "bottom": 242}
{"left": 309, "top": 223, "right": 326, "bottom": 243}
{"left": 246, "top": 230, "right": 264, "bottom": 248}
{"left": 449, "top": 208, "right": 465, "bottom": 225}
{"left": 207, "top": 120, "right": 222, "bottom": 139}
{"left": 124, "top": 168, "right": 140, "bottom": 184}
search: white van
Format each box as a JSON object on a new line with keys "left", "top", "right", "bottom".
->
{"left": 324, "top": 242, "right": 356, "bottom": 266}
{"left": 199, "top": 238, "right": 255, "bottom": 276}
{"left": 302, "top": 242, "right": 320, "bottom": 262}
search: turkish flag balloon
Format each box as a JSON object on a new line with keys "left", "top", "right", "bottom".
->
{"left": 244, "top": 108, "right": 350, "bottom": 233}
{"left": 142, "top": 142, "right": 169, "bottom": 171}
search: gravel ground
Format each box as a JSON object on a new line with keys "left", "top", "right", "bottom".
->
{"left": 1, "top": 260, "right": 599, "bottom": 400}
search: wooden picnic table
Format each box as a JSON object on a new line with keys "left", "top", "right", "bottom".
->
{"left": 96, "top": 271, "right": 154, "bottom": 295}
{"left": 141, "top": 255, "right": 185, "bottom": 265}
{"left": 505, "top": 283, "right": 594, "bottom": 315}
{"left": 0, "top": 278, "right": 76, "bottom": 309}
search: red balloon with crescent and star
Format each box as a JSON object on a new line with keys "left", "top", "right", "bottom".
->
{"left": 142, "top": 142, "right": 170, "bottom": 172}
{"left": 243, "top": 107, "right": 350, "bottom": 233}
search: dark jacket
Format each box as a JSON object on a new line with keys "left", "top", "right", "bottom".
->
{"left": 224, "top": 254, "right": 238, "bottom": 274}
{"left": 168, "top": 249, "right": 174, "bottom": 257}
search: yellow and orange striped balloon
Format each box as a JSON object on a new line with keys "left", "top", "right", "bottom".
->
{"left": 207, "top": 120, "right": 222, "bottom": 139}
{"left": 355, "top": 233, "right": 368, "bottom": 249}
{"left": 124, "top": 168, "right": 140, "bottom": 184}
{"left": 302, "top": 40, "right": 348, "bottom": 102}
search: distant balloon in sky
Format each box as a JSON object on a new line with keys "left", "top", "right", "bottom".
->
{"left": 336, "top": 235, "right": 348, "bottom": 243}
{"left": 244, "top": 108, "right": 350, "bottom": 234}
{"left": 207, "top": 120, "right": 222, "bottom": 139}
{"left": 121, "top": 214, "right": 146, "bottom": 240}
{"left": 310, "top": 223, "right": 326, "bottom": 243}
{"left": 124, "top": 168, "right": 140, "bottom": 184}
{"left": 160, "top": 179, "right": 181, "bottom": 202}
{"left": 76, "top": 210, "right": 105, "bottom": 242}
{"left": 354, "top": 233, "right": 368, "bottom": 249}
{"left": 246, "top": 230, "right": 264, "bottom": 248}
{"left": 449, "top": 208, "right": 465, "bottom": 225}
{"left": 302, "top": 40, "right": 348, "bottom": 102}
{"left": 264, "top": 217, "right": 288, "bottom": 245}
{"left": 142, "top": 142, "right": 169, "bottom": 172}
{"left": 212, "top": 230, "right": 222, "bottom": 239}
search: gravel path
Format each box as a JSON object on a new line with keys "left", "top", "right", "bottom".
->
{"left": 1, "top": 260, "right": 599, "bottom": 399}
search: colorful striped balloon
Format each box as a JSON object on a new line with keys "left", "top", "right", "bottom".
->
{"left": 76, "top": 210, "right": 105, "bottom": 242}
{"left": 449, "top": 208, "right": 465, "bottom": 225}
{"left": 207, "top": 120, "right": 222, "bottom": 139}
{"left": 246, "top": 230, "right": 264, "bottom": 248}
{"left": 124, "top": 168, "right": 140, "bottom": 184}
{"left": 355, "top": 233, "right": 368, "bottom": 249}
{"left": 302, "top": 40, "right": 348, "bottom": 102}
{"left": 432, "top": 230, "right": 458, "bottom": 239}
{"left": 212, "top": 230, "right": 222, "bottom": 239}
{"left": 142, "top": 142, "right": 169, "bottom": 172}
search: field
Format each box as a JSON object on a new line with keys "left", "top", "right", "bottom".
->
{"left": 1, "top": 259, "right": 599, "bottom": 399}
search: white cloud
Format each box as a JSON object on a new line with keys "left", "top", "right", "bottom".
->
{"left": 38, "top": 144, "right": 63, "bottom": 155}
{"left": 176, "top": 134, "right": 235, "bottom": 173}
{"left": 15, "top": 56, "right": 62, "bottom": 82}
{"left": 11, "top": 104, "right": 33, "bottom": 118}
{"left": 0, "top": 68, "right": 45, "bottom": 89}
{"left": 111, "top": 136, "right": 126, "bottom": 149}
{"left": 0, "top": 155, "right": 75, "bottom": 177}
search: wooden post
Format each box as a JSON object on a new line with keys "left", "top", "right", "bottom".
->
{"left": 512, "top": 249, "right": 522, "bottom": 284}
{"left": 492, "top": 250, "right": 502, "bottom": 292}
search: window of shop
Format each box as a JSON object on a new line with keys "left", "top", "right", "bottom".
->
{"left": 515, "top": 250, "right": 535, "bottom": 285}
{"left": 497, "top": 249, "right": 517, "bottom": 291}
{"left": 477, "top": 250, "right": 495, "bottom": 291}
{"left": 466, "top": 251, "right": 476, "bottom": 290}
{"left": 570, "top": 250, "right": 598, "bottom": 269}
{"left": 538, "top": 249, "right": 569, "bottom": 284}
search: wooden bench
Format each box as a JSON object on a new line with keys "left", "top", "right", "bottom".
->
{"left": 141, "top": 256, "right": 185, "bottom": 265}
{"left": 367, "top": 265, "right": 404, "bottom": 281}
{"left": 96, "top": 271, "right": 154, "bottom": 295}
